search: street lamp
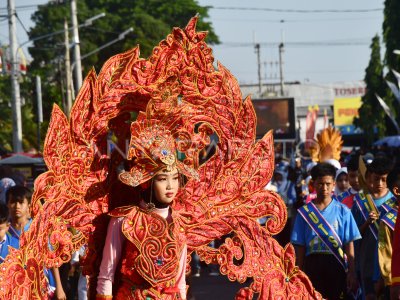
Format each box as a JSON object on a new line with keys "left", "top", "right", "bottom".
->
{"left": 394, "top": 49, "right": 400, "bottom": 55}
{"left": 16, "top": 12, "right": 106, "bottom": 56}
{"left": 82, "top": 12, "right": 106, "bottom": 27}
{"left": 72, "top": 27, "right": 134, "bottom": 66}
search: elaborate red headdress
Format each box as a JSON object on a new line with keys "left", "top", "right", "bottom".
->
{"left": 0, "top": 17, "right": 322, "bottom": 299}
{"left": 119, "top": 120, "right": 198, "bottom": 187}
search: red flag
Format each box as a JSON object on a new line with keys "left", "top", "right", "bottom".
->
{"left": 306, "top": 105, "right": 319, "bottom": 148}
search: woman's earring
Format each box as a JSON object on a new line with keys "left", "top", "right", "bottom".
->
{"left": 146, "top": 179, "right": 156, "bottom": 211}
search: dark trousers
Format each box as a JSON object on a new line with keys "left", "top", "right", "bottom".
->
{"left": 304, "top": 253, "right": 347, "bottom": 300}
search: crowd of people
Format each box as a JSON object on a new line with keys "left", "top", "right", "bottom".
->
{"left": 267, "top": 148, "right": 400, "bottom": 300}
{"left": 1, "top": 145, "right": 400, "bottom": 300}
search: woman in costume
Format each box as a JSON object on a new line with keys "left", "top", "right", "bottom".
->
{"left": 0, "top": 17, "right": 323, "bottom": 300}
{"left": 96, "top": 122, "right": 197, "bottom": 299}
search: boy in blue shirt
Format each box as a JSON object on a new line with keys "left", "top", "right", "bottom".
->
{"left": 0, "top": 203, "right": 18, "bottom": 263}
{"left": 351, "top": 156, "right": 397, "bottom": 300}
{"left": 291, "top": 162, "right": 361, "bottom": 299}
{"left": 6, "top": 185, "right": 66, "bottom": 300}
{"left": 6, "top": 185, "right": 32, "bottom": 246}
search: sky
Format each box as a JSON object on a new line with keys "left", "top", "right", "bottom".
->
{"left": 0, "top": 0, "right": 385, "bottom": 84}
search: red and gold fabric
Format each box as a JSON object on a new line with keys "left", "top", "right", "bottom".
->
{"left": 393, "top": 207, "right": 400, "bottom": 286}
{"left": 0, "top": 16, "right": 322, "bottom": 300}
{"left": 111, "top": 206, "right": 186, "bottom": 293}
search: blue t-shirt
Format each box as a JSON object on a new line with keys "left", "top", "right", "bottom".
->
{"left": 0, "top": 232, "right": 19, "bottom": 263}
{"left": 291, "top": 199, "right": 361, "bottom": 256}
{"left": 8, "top": 219, "right": 33, "bottom": 248}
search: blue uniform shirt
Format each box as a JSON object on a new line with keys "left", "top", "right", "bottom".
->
{"left": 8, "top": 219, "right": 33, "bottom": 248}
{"left": 291, "top": 199, "right": 361, "bottom": 256}
{"left": 0, "top": 232, "right": 19, "bottom": 263}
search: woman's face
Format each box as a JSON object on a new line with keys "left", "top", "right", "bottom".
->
{"left": 153, "top": 167, "right": 180, "bottom": 205}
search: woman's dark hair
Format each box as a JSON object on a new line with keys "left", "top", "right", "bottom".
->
{"left": 311, "top": 163, "right": 336, "bottom": 181}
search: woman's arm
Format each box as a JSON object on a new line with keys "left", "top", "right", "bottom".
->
{"left": 96, "top": 217, "right": 125, "bottom": 297}
{"left": 176, "top": 244, "right": 188, "bottom": 300}
{"left": 51, "top": 267, "right": 66, "bottom": 300}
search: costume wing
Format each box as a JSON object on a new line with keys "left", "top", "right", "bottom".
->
{"left": 0, "top": 50, "right": 148, "bottom": 298}
{"left": 159, "top": 19, "right": 321, "bottom": 299}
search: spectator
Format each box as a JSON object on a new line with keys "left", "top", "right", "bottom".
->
{"left": 301, "top": 161, "right": 317, "bottom": 203}
{"left": 377, "top": 168, "right": 400, "bottom": 299}
{"left": 0, "top": 203, "right": 17, "bottom": 263}
{"left": 338, "top": 156, "right": 361, "bottom": 209}
{"left": 272, "top": 165, "right": 296, "bottom": 246}
{"left": 6, "top": 185, "right": 66, "bottom": 300}
{"left": 6, "top": 186, "right": 33, "bottom": 247}
{"left": 0, "top": 177, "right": 15, "bottom": 205}
{"left": 351, "top": 156, "right": 397, "bottom": 300}
{"left": 291, "top": 162, "right": 360, "bottom": 299}
{"left": 335, "top": 167, "right": 350, "bottom": 196}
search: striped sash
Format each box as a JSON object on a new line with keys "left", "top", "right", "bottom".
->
{"left": 298, "top": 202, "right": 347, "bottom": 270}
{"left": 381, "top": 208, "right": 398, "bottom": 231}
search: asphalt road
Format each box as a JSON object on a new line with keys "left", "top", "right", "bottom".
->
{"left": 188, "top": 273, "right": 249, "bottom": 300}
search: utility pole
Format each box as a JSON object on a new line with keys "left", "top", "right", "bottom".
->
{"left": 71, "top": 0, "right": 83, "bottom": 93}
{"left": 254, "top": 43, "right": 262, "bottom": 95}
{"left": 279, "top": 29, "right": 285, "bottom": 97}
{"left": 8, "top": 0, "right": 23, "bottom": 152}
{"left": 64, "top": 19, "right": 73, "bottom": 114}
{"left": 36, "top": 75, "right": 43, "bottom": 152}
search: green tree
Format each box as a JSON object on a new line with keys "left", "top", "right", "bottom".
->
{"left": 27, "top": 0, "right": 219, "bottom": 120}
{"left": 382, "top": 0, "right": 400, "bottom": 135}
{"left": 354, "top": 35, "right": 387, "bottom": 145}
{"left": 0, "top": 75, "right": 39, "bottom": 152}
{"left": 0, "top": 76, "right": 13, "bottom": 151}
{"left": 383, "top": 0, "right": 400, "bottom": 72}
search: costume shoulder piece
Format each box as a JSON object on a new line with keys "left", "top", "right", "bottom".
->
{"left": 0, "top": 16, "right": 322, "bottom": 299}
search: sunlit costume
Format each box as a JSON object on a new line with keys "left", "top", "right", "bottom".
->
{"left": 0, "top": 17, "right": 322, "bottom": 299}
{"left": 304, "top": 126, "right": 343, "bottom": 203}
{"left": 308, "top": 126, "right": 343, "bottom": 163}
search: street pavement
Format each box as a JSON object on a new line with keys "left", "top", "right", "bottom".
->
{"left": 188, "top": 273, "right": 249, "bottom": 300}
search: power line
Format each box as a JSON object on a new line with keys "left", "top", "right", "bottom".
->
{"left": 209, "top": 6, "right": 382, "bottom": 13}
{"left": 15, "top": 13, "right": 29, "bottom": 35}
{"left": 212, "top": 17, "right": 381, "bottom": 23}
{"left": 0, "top": 4, "right": 43, "bottom": 11}
{"left": 218, "top": 39, "right": 372, "bottom": 48}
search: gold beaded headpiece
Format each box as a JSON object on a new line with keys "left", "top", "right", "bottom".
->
{"left": 118, "top": 120, "right": 198, "bottom": 187}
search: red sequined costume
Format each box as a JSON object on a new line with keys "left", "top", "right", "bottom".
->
{"left": 393, "top": 207, "right": 400, "bottom": 285}
{"left": 97, "top": 205, "right": 187, "bottom": 299}
{"left": 0, "top": 17, "right": 322, "bottom": 299}
{"left": 96, "top": 121, "right": 194, "bottom": 299}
